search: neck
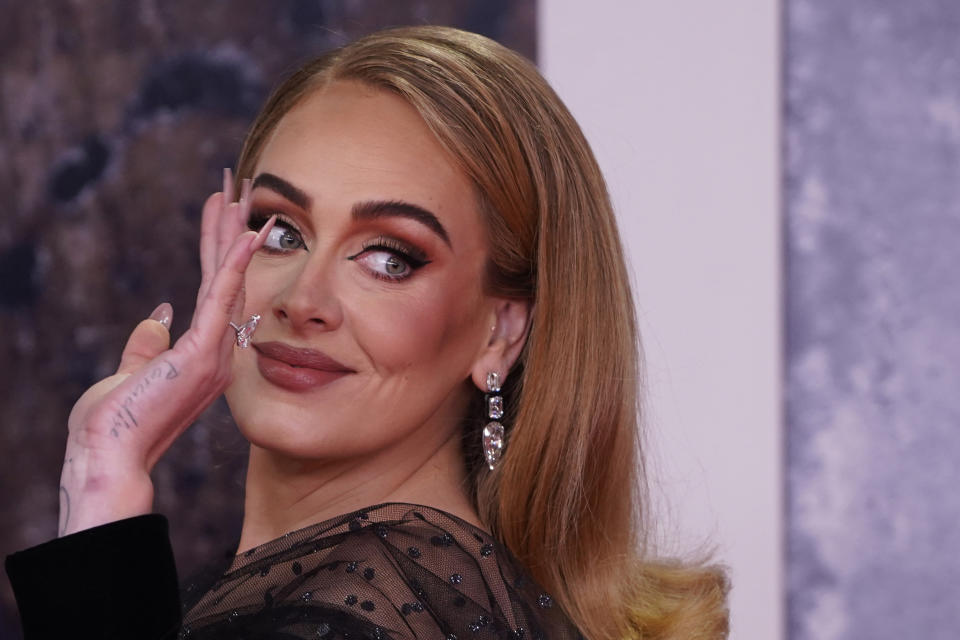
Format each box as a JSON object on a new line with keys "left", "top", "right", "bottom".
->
{"left": 236, "top": 429, "right": 480, "bottom": 553}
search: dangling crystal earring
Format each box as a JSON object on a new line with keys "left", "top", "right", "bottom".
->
{"left": 482, "top": 371, "right": 505, "bottom": 470}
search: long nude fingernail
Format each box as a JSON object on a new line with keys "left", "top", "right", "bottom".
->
{"left": 251, "top": 215, "right": 277, "bottom": 248}
{"left": 149, "top": 302, "right": 173, "bottom": 329}
{"left": 240, "top": 177, "right": 252, "bottom": 203}
{"left": 223, "top": 167, "right": 234, "bottom": 200}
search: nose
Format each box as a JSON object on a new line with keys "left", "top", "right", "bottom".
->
{"left": 271, "top": 253, "right": 343, "bottom": 333}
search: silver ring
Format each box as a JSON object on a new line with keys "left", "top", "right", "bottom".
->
{"left": 229, "top": 314, "right": 260, "bottom": 349}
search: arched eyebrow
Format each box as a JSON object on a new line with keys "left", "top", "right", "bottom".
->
{"left": 252, "top": 172, "right": 451, "bottom": 248}
{"left": 252, "top": 173, "right": 311, "bottom": 209}
{"left": 352, "top": 200, "right": 451, "bottom": 248}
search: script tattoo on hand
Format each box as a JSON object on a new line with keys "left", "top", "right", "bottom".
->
{"left": 109, "top": 360, "right": 179, "bottom": 438}
{"left": 58, "top": 484, "right": 70, "bottom": 536}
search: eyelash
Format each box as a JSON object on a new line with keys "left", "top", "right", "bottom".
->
{"left": 347, "top": 236, "right": 430, "bottom": 282}
{"left": 247, "top": 211, "right": 430, "bottom": 281}
{"left": 248, "top": 210, "right": 305, "bottom": 254}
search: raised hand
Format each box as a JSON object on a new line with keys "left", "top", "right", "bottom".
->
{"left": 58, "top": 169, "right": 275, "bottom": 537}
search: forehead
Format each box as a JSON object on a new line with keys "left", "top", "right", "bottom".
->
{"left": 255, "top": 80, "right": 480, "bottom": 232}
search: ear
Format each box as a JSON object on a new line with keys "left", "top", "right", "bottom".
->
{"left": 471, "top": 298, "right": 532, "bottom": 391}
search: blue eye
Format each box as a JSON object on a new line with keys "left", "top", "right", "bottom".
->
{"left": 264, "top": 224, "right": 304, "bottom": 251}
{"left": 347, "top": 237, "right": 429, "bottom": 282}
{"left": 249, "top": 213, "right": 305, "bottom": 252}
{"left": 357, "top": 250, "right": 412, "bottom": 279}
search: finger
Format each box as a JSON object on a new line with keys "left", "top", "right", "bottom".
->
{"left": 215, "top": 177, "right": 250, "bottom": 270}
{"left": 223, "top": 166, "right": 235, "bottom": 203}
{"left": 226, "top": 178, "right": 253, "bottom": 261}
{"left": 197, "top": 168, "right": 232, "bottom": 300}
{"left": 187, "top": 217, "right": 275, "bottom": 348}
{"left": 214, "top": 171, "right": 234, "bottom": 270}
{"left": 117, "top": 303, "right": 173, "bottom": 375}
{"left": 199, "top": 191, "right": 226, "bottom": 292}
{"left": 251, "top": 215, "right": 276, "bottom": 255}
{"left": 194, "top": 192, "right": 225, "bottom": 330}
{"left": 196, "top": 169, "right": 237, "bottom": 327}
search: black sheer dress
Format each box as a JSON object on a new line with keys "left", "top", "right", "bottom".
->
{"left": 7, "top": 502, "right": 583, "bottom": 639}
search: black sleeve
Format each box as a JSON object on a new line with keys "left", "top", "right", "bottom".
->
{"left": 5, "top": 514, "right": 182, "bottom": 640}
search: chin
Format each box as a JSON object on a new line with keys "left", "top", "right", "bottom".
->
{"left": 228, "top": 401, "right": 335, "bottom": 459}
{"left": 226, "top": 398, "right": 384, "bottom": 463}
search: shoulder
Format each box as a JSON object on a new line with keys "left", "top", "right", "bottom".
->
{"left": 183, "top": 503, "right": 582, "bottom": 639}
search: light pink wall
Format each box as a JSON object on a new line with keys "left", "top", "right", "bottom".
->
{"left": 540, "top": 3, "right": 783, "bottom": 639}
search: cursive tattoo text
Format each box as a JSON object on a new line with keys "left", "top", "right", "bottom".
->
{"left": 58, "top": 485, "right": 71, "bottom": 536}
{"left": 110, "top": 360, "right": 179, "bottom": 438}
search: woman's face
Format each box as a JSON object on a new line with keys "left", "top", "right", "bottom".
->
{"left": 224, "top": 80, "right": 498, "bottom": 462}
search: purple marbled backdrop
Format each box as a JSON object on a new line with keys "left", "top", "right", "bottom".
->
{"left": 0, "top": 2, "right": 534, "bottom": 637}
{"left": 786, "top": 1, "right": 960, "bottom": 639}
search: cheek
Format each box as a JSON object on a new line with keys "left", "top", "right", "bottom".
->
{"left": 350, "top": 285, "right": 484, "bottom": 375}
{"left": 241, "top": 261, "right": 285, "bottom": 313}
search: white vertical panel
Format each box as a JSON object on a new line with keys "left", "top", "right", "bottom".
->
{"left": 539, "top": 3, "right": 782, "bottom": 640}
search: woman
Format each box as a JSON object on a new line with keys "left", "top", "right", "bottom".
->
{"left": 6, "top": 26, "right": 727, "bottom": 639}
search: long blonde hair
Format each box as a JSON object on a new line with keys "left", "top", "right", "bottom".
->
{"left": 235, "top": 26, "right": 728, "bottom": 640}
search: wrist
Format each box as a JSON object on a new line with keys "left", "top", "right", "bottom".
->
{"left": 59, "top": 455, "right": 154, "bottom": 536}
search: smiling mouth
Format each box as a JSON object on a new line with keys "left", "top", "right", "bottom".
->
{"left": 252, "top": 341, "right": 354, "bottom": 391}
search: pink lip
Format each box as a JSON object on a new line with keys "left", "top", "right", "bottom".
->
{"left": 253, "top": 341, "right": 354, "bottom": 392}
